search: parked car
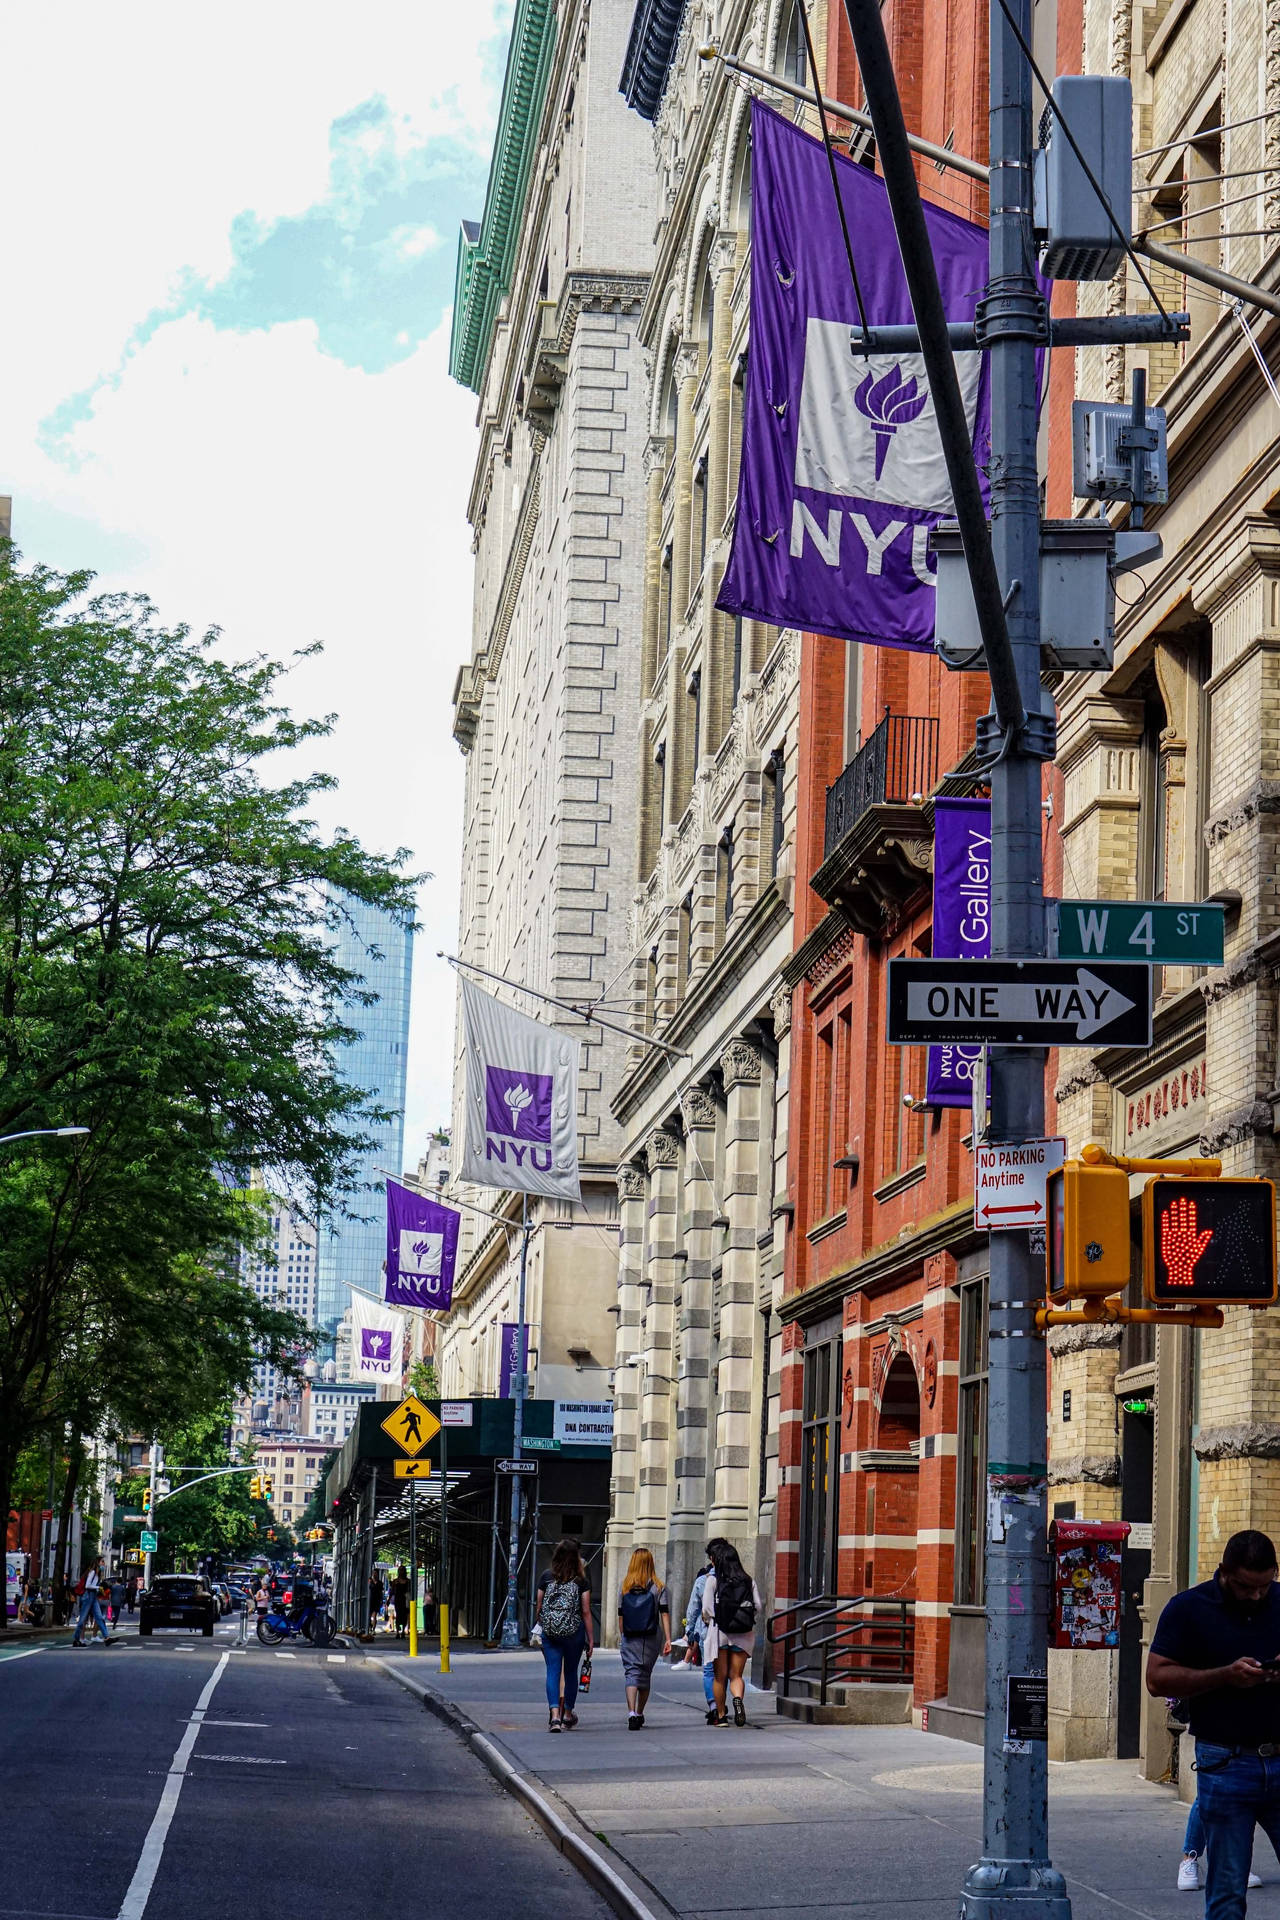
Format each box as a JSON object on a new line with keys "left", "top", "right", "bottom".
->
{"left": 225, "top": 1583, "right": 251, "bottom": 1609}
{"left": 213, "top": 1582, "right": 232, "bottom": 1616}
{"left": 139, "top": 1574, "right": 217, "bottom": 1637}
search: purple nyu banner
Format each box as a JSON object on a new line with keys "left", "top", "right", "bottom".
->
{"left": 499, "top": 1322, "right": 532, "bottom": 1400}
{"left": 926, "top": 798, "right": 991, "bottom": 1106}
{"left": 717, "top": 102, "right": 991, "bottom": 652}
{"left": 385, "top": 1179, "right": 461, "bottom": 1313}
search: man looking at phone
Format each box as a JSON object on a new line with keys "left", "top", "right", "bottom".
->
{"left": 1148, "top": 1530, "right": 1280, "bottom": 1919}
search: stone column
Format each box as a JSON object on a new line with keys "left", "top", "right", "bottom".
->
{"left": 604, "top": 1160, "right": 647, "bottom": 1639}
{"left": 669, "top": 1083, "right": 718, "bottom": 1616}
{"left": 666, "top": 341, "right": 702, "bottom": 819}
{"left": 640, "top": 435, "right": 670, "bottom": 701}
{"left": 708, "top": 1036, "right": 763, "bottom": 1560}
{"left": 635, "top": 1127, "right": 682, "bottom": 1572}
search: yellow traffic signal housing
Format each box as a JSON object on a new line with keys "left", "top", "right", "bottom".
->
{"left": 249, "top": 1474, "right": 262, "bottom": 1500}
{"left": 1046, "top": 1159, "right": 1132, "bottom": 1302}
{"left": 264, "top": 1475, "right": 275, "bottom": 1498}
{"left": 1142, "top": 1176, "right": 1277, "bottom": 1306}
{"left": 142, "top": 1487, "right": 153, "bottom": 1514}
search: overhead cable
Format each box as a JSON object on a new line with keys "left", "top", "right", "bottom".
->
{"left": 794, "top": 0, "right": 872, "bottom": 341}
{"left": 1134, "top": 108, "right": 1280, "bottom": 160}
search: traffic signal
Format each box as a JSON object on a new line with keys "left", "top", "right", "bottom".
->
{"left": 1142, "top": 1176, "right": 1277, "bottom": 1305}
{"left": 249, "top": 1473, "right": 262, "bottom": 1500}
{"left": 142, "top": 1487, "right": 153, "bottom": 1515}
{"left": 263, "top": 1474, "right": 275, "bottom": 1499}
{"left": 1046, "top": 1159, "right": 1132, "bottom": 1302}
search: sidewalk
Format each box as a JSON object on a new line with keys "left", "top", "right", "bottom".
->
{"left": 369, "top": 1644, "right": 1280, "bottom": 1920}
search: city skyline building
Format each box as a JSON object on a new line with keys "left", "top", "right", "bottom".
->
{"left": 315, "top": 895, "right": 414, "bottom": 1364}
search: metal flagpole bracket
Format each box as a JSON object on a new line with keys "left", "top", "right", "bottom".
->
{"left": 976, "top": 702, "right": 1058, "bottom": 764}
{"left": 974, "top": 285, "right": 1050, "bottom": 346}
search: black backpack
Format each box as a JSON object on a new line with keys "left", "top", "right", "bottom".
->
{"left": 713, "top": 1570, "right": 757, "bottom": 1634}
{"left": 619, "top": 1583, "right": 659, "bottom": 1636}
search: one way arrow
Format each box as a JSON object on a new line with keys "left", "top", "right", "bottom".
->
{"left": 1074, "top": 969, "right": 1137, "bottom": 1041}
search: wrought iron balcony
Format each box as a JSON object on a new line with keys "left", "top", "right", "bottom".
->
{"left": 814, "top": 713, "right": 939, "bottom": 935}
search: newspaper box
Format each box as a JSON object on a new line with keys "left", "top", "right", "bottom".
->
{"left": 1050, "top": 1517, "right": 1130, "bottom": 1649}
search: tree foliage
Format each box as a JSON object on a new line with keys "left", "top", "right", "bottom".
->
{"left": 0, "top": 546, "right": 417, "bottom": 1584}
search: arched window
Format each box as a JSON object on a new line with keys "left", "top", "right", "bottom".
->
{"left": 779, "top": 0, "right": 808, "bottom": 86}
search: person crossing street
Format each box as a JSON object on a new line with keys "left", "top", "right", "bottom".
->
{"left": 72, "top": 1558, "right": 116, "bottom": 1646}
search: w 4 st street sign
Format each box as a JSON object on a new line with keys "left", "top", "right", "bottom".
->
{"left": 886, "top": 958, "right": 1152, "bottom": 1048}
{"left": 1052, "top": 899, "right": 1224, "bottom": 966}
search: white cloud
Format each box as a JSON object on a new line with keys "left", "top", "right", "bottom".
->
{"left": 0, "top": 2, "right": 510, "bottom": 1155}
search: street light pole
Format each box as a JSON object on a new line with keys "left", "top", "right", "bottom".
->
{"left": 0, "top": 1127, "right": 90, "bottom": 1147}
{"left": 500, "top": 1195, "right": 531, "bottom": 1649}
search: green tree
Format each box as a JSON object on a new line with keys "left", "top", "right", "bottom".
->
{"left": 0, "top": 547, "right": 418, "bottom": 1617}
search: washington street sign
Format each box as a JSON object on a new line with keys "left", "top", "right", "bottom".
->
{"left": 1052, "top": 899, "right": 1224, "bottom": 966}
{"left": 886, "top": 959, "right": 1152, "bottom": 1048}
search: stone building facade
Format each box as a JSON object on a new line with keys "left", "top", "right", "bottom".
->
{"left": 602, "top": 0, "right": 821, "bottom": 1642}
{"left": 1049, "top": 0, "right": 1280, "bottom": 1773}
{"left": 440, "top": 0, "right": 654, "bottom": 1442}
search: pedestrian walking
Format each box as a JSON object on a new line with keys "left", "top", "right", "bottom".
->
{"left": 1177, "top": 1796, "right": 1262, "bottom": 1892}
{"left": 254, "top": 1582, "right": 269, "bottom": 1621}
{"left": 1147, "top": 1528, "right": 1280, "bottom": 1920}
{"left": 535, "top": 1538, "right": 593, "bottom": 1732}
{"left": 701, "top": 1540, "right": 762, "bottom": 1728}
{"left": 368, "top": 1570, "right": 384, "bottom": 1634}
{"left": 617, "top": 1547, "right": 671, "bottom": 1731}
{"left": 126, "top": 1577, "right": 138, "bottom": 1614}
{"left": 683, "top": 1547, "right": 721, "bottom": 1723}
{"left": 110, "top": 1576, "right": 127, "bottom": 1625}
{"left": 72, "top": 1558, "right": 115, "bottom": 1646}
{"left": 391, "top": 1564, "right": 410, "bottom": 1641}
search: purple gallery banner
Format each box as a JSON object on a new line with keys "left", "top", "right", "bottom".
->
{"left": 717, "top": 101, "right": 992, "bottom": 653}
{"left": 927, "top": 798, "right": 991, "bottom": 1106}
{"left": 499, "top": 1321, "right": 532, "bottom": 1399}
{"left": 385, "top": 1179, "right": 460, "bottom": 1313}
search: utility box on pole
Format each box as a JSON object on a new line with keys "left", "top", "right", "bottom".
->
{"left": 1033, "top": 76, "right": 1133, "bottom": 279}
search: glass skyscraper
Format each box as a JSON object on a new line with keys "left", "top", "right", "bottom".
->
{"left": 314, "top": 895, "right": 414, "bottom": 1357}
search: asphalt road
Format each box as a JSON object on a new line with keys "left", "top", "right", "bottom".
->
{"left": 0, "top": 1617, "right": 609, "bottom": 1920}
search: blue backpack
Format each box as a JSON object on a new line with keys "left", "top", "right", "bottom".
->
{"left": 620, "top": 1583, "right": 659, "bottom": 1636}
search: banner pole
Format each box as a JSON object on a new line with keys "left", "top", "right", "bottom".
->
{"left": 408, "top": 1480, "right": 419, "bottom": 1659}
{"left": 500, "top": 1193, "right": 531, "bottom": 1649}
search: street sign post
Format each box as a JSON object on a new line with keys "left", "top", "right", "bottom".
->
{"left": 887, "top": 958, "right": 1152, "bottom": 1048}
{"left": 496, "top": 1458, "right": 538, "bottom": 1476}
{"left": 380, "top": 1395, "right": 441, "bottom": 1458}
{"left": 975, "top": 1138, "right": 1066, "bottom": 1231}
{"left": 1052, "top": 899, "right": 1224, "bottom": 966}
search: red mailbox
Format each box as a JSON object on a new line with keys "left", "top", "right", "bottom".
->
{"left": 1049, "top": 1518, "right": 1130, "bottom": 1650}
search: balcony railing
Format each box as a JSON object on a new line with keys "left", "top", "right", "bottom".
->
{"left": 824, "top": 713, "right": 939, "bottom": 860}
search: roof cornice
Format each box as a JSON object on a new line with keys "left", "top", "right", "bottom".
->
{"left": 620, "top": 0, "right": 688, "bottom": 121}
{"left": 449, "top": 0, "right": 558, "bottom": 393}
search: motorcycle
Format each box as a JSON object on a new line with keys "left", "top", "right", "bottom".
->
{"left": 255, "top": 1594, "right": 334, "bottom": 1647}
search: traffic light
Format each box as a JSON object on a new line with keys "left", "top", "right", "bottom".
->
{"left": 142, "top": 1487, "right": 153, "bottom": 1515}
{"left": 263, "top": 1474, "right": 275, "bottom": 1499}
{"left": 1046, "top": 1159, "right": 1132, "bottom": 1302}
{"left": 1142, "top": 1176, "right": 1277, "bottom": 1305}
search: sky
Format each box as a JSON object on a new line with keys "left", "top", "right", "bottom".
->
{"left": 0, "top": 1, "right": 514, "bottom": 1164}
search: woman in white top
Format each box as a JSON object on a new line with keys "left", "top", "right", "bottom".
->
{"left": 701, "top": 1540, "right": 763, "bottom": 1727}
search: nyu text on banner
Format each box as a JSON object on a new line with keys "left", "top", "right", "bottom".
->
{"left": 351, "top": 1290, "right": 405, "bottom": 1388}
{"left": 384, "top": 1180, "right": 460, "bottom": 1313}
{"left": 459, "top": 976, "right": 581, "bottom": 1202}
{"left": 926, "top": 797, "right": 992, "bottom": 1106}
{"left": 717, "top": 101, "right": 991, "bottom": 653}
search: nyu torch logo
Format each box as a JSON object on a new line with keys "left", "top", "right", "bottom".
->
{"left": 854, "top": 363, "right": 929, "bottom": 480}
{"left": 484, "top": 1065, "right": 554, "bottom": 1173}
{"left": 398, "top": 1229, "right": 444, "bottom": 1300}
{"left": 360, "top": 1328, "right": 394, "bottom": 1374}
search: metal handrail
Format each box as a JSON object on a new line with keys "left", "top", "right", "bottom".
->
{"left": 824, "top": 711, "right": 939, "bottom": 859}
{"left": 769, "top": 1594, "right": 914, "bottom": 1702}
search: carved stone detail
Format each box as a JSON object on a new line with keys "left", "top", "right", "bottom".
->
{"left": 681, "top": 1084, "right": 718, "bottom": 1130}
{"left": 616, "top": 1163, "right": 647, "bottom": 1204}
{"left": 1200, "top": 1101, "right": 1275, "bottom": 1155}
{"left": 770, "top": 981, "right": 793, "bottom": 1037}
{"left": 1046, "top": 1322, "right": 1124, "bottom": 1354}
{"left": 720, "top": 1037, "right": 762, "bottom": 1088}
{"left": 1049, "top": 1453, "right": 1122, "bottom": 1486}
{"left": 1195, "top": 1422, "right": 1280, "bottom": 1462}
{"left": 644, "top": 1128, "right": 681, "bottom": 1170}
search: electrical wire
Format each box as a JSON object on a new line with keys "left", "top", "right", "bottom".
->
{"left": 1133, "top": 166, "right": 1280, "bottom": 192}
{"left": 795, "top": 0, "right": 872, "bottom": 343}
{"left": 1233, "top": 300, "right": 1280, "bottom": 414}
{"left": 1134, "top": 108, "right": 1280, "bottom": 161}
{"left": 992, "top": 0, "right": 1172, "bottom": 322}
{"left": 1142, "top": 185, "right": 1278, "bottom": 233}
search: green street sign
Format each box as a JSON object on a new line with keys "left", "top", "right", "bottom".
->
{"left": 1052, "top": 900, "right": 1224, "bottom": 967}
{"left": 522, "top": 1436, "right": 560, "bottom": 1452}
{"left": 140, "top": 1530, "right": 158, "bottom": 1553}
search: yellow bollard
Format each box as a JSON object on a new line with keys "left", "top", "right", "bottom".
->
{"left": 409, "top": 1604, "right": 418, "bottom": 1659}
{"left": 439, "top": 1601, "right": 451, "bottom": 1674}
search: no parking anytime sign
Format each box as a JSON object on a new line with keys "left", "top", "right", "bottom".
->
{"left": 974, "top": 1138, "right": 1066, "bottom": 1232}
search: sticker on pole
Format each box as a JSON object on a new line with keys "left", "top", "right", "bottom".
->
{"left": 975, "top": 1138, "right": 1066, "bottom": 1231}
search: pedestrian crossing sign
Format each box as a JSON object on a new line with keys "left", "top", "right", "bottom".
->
{"left": 393, "top": 1459, "right": 435, "bottom": 1479}
{"left": 381, "top": 1394, "right": 441, "bottom": 1458}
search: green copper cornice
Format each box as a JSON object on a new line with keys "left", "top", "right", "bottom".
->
{"left": 449, "top": 0, "right": 557, "bottom": 393}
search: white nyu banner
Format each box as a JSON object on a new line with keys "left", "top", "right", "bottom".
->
{"left": 459, "top": 977, "right": 581, "bottom": 1202}
{"left": 350, "top": 1290, "right": 404, "bottom": 1388}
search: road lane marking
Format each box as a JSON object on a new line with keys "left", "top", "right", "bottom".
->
{"left": 116, "top": 1650, "right": 229, "bottom": 1920}
{"left": 326, "top": 1654, "right": 346, "bottom": 1663}
{"left": 273, "top": 1651, "right": 296, "bottom": 1659}
{"left": 0, "top": 1645, "right": 48, "bottom": 1662}
{"left": 200, "top": 1720, "right": 267, "bottom": 1728}
{"left": 192, "top": 1753, "right": 286, "bottom": 1765}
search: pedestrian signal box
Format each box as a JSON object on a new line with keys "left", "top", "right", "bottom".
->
{"left": 1141, "top": 1176, "right": 1277, "bottom": 1305}
{"left": 1046, "top": 1159, "right": 1132, "bottom": 1301}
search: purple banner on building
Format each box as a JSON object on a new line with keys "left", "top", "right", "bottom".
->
{"left": 499, "top": 1322, "right": 532, "bottom": 1400}
{"left": 716, "top": 101, "right": 991, "bottom": 654}
{"left": 385, "top": 1179, "right": 460, "bottom": 1313}
{"left": 926, "top": 798, "right": 991, "bottom": 1106}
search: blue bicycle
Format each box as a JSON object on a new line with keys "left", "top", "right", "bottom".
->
{"left": 256, "top": 1596, "right": 334, "bottom": 1647}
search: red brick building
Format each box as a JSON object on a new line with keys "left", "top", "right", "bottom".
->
{"left": 772, "top": 0, "right": 1061, "bottom": 1733}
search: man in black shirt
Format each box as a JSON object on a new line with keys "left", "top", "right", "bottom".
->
{"left": 1148, "top": 1529, "right": 1280, "bottom": 1920}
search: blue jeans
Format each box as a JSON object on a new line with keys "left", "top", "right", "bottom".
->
{"left": 1195, "top": 1743, "right": 1280, "bottom": 1919}
{"left": 1184, "top": 1799, "right": 1205, "bottom": 1854}
{"left": 74, "top": 1594, "right": 109, "bottom": 1642}
{"left": 541, "top": 1628, "right": 586, "bottom": 1715}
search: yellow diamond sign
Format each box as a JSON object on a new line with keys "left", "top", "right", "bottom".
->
{"left": 381, "top": 1394, "right": 441, "bottom": 1458}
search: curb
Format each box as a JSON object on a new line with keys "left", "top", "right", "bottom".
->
{"left": 369, "top": 1657, "right": 679, "bottom": 1920}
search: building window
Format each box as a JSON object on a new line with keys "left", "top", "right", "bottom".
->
{"left": 717, "top": 822, "right": 736, "bottom": 934}
{"left": 766, "top": 748, "right": 785, "bottom": 878}
{"left": 780, "top": 0, "right": 808, "bottom": 85}
{"left": 955, "top": 1276, "right": 989, "bottom": 1605}
{"left": 800, "top": 1339, "right": 840, "bottom": 1598}
{"left": 693, "top": 452, "right": 709, "bottom": 581}
{"left": 659, "top": 542, "right": 673, "bottom": 658}
{"left": 731, "top": 615, "right": 744, "bottom": 711}
{"left": 678, "top": 892, "right": 693, "bottom": 995}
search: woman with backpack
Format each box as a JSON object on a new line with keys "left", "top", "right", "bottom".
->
{"left": 534, "top": 1538, "right": 593, "bottom": 1732}
{"left": 702, "top": 1540, "right": 763, "bottom": 1727}
{"left": 617, "top": 1547, "right": 671, "bottom": 1731}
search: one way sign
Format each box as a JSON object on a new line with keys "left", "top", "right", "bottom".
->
{"left": 886, "top": 959, "right": 1152, "bottom": 1048}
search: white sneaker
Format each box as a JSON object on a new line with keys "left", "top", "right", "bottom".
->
{"left": 1177, "top": 1857, "right": 1201, "bottom": 1892}
{"left": 1249, "top": 1872, "right": 1263, "bottom": 1889}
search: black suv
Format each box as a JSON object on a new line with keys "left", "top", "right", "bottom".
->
{"left": 139, "top": 1574, "right": 217, "bottom": 1637}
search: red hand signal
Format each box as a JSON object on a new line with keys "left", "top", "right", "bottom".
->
{"left": 1160, "top": 1194, "right": 1214, "bottom": 1286}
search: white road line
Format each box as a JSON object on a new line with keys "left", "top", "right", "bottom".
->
{"left": 326, "top": 1653, "right": 346, "bottom": 1663}
{"left": 201, "top": 1720, "right": 267, "bottom": 1729}
{"left": 0, "top": 1646, "right": 47, "bottom": 1663}
{"left": 274, "top": 1651, "right": 296, "bottom": 1660}
{"left": 116, "top": 1650, "right": 229, "bottom": 1920}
